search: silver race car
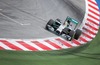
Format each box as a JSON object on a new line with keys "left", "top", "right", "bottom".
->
{"left": 45, "top": 16, "right": 82, "bottom": 41}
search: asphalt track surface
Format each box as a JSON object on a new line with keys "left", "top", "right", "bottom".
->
{"left": 0, "top": 0, "right": 85, "bottom": 39}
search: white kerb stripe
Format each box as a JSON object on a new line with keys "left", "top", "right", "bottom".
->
{"left": 78, "top": 37, "right": 86, "bottom": 44}
{"left": 88, "top": 11, "right": 100, "bottom": 19}
{"left": 68, "top": 41, "right": 79, "bottom": 47}
{"left": 7, "top": 40, "right": 29, "bottom": 51}
{"left": 83, "top": 29, "right": 95, "bottom": 38}
{"left": 87, "top": 20, "right": 99, "bottom": 28}
{"left": 0, "top": 42, "right": 12, "bottom": 50}
{"left": 23, "top": 41, "right": 44, "bottom": 51}
{"left": 88, "top": 16, "right": 99, "bottom": 24}
{"left": 88, "top": 6, "right": 100, "bottom": 14}
{"left": 82, "top": 34, "right": 92, "bottom": 41}
{"left": 50, "top": 39, "right": 69, "bottom": 48}
{"left": 84, "top": 25, "right": 98, "bottom": 33}
{"left": 39, "top": 40, "right": 58, "bottom": 50}
{"left": 88, "top": 1, "right": 99, "bottom": 9}
{"left": 92, "top": 0, "right": 97, "bottom": 2}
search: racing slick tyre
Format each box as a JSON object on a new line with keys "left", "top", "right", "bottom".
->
{"left": 61, "top": 28, "right": 69, "bottom": 35}
{"left": 45, "top": 19, "right": 54, "bottom": 30}
{"left": 56, "top": 18, "right": 61, "bottom": 22}
{"left": 68, "top": 30, "right": 75, "bottom": 41}
{"left": 56, "top": 30, "right": 61, "bottom": 36}
{"left": 74, "top": 29, "right": 82, "bottom": 40}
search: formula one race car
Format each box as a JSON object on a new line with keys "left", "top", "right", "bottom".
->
{"left": 45, "top": 16, "right": 82, "bottom": 41}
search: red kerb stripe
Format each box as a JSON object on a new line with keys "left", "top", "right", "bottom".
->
{"left": 85, "top": 23, "right": 98, "bottom": 31}
{"left": 88, "top": 4, "right": 99, "bottom": 11}
{"left": 17, "top": 41, "right": 38, "bottom": 51}
{"left": 31, "top": 41, "right": 52, "bottom": 50}
{"left": 45, "top": 40, "right": 62, "bottom": 49}
{"left": 83, "top": 27, "right": 96, "bottom": 35}
{"left": 88, "top": 14, "right": 99, "bottom": 21}
{"left": 0, "top": 40, "right": 22, "bottom": 50}
{"left": 0, "top": 46, "right": 5, "bottom": 50}
{"left": 55, "top": 38, "right": 72, "bottom": 48}
{"left": 82, "top": 32, "right": 93, "bottom": 39}
{"left": 72, "top": 39, "right": 81, "bottom": 45}
{"left": 88, "top": 9, "right": 100, "bottom": 16}
{"left": 87, "top": 18, "right": 99, "bottom": 26}
{"left": 80, "top": 37, "right": 88, "bottom": 42}
{"left": 88, "top": 0, "right": 98, "bottom": 6}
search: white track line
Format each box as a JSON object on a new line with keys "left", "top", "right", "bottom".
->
{"left": 0, "top": 13, "right": 30, "bottom": 25}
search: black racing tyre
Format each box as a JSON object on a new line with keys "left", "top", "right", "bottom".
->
{"left": 47, "top": 19, "right": 54, "bottom": 25}
{"left": 68, "top": 30, "right": 75, "bottom": 41}
{"left": 45, "top": 19, "right": 54, "bottom": 30}
{"left": 62, "top": 28, "right": 69, "bottom": 34}
{"left": 56, "top": 18, "right": 61, "bottom": 22}
{"left": 56, "top": 30, "right": 60, "bottom": 35}
{"left": 74, "top": 29, "right": 82, "bottom": 40}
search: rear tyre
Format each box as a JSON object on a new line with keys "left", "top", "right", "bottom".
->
{"left": 45, "top": 19, "right": 54, "bottom": 30}
{"left": 74, "top": 29, "right": 82, "bottom": 40}
{"left": 68, "top": 30, "right": 75, "bottom": 41}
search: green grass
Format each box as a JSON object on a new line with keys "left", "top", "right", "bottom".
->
{"left": 0, "top": 29, "right": 100, "bottom": 65}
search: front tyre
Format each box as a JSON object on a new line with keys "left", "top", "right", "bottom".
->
{"left": 56, "top": 30, "right": 61, "bottom": 35}
{"left": 45, "top": 19, "right": 54, "bottom": 30}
